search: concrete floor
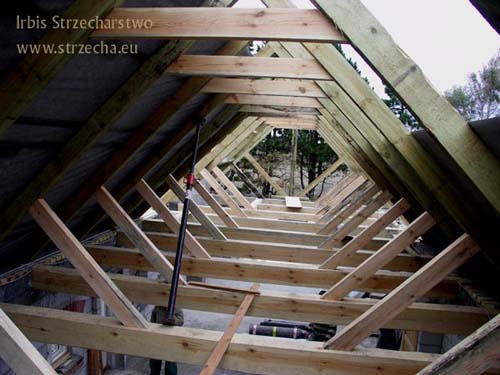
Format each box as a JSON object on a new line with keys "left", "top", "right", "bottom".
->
{"left": 106, "top": 278, "right": 376, "bottom": 375}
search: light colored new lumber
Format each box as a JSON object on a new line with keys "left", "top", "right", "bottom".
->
{"left": 299, "top": 159, "right": 344, "bottom": 197}
{"left": 320, "top": 191, "right": 392, "bottom": 249}
{"left": 313, "top": 0, "right": 500, "bottom": 213}
{"left": 225, "top": 94, "right": 322, "bottom": 108}
{"left": 200, "top": 169, "right": 247, "bottom": 217}
{"left": 119, "top": 229, "right": 411, "bottom": 272}
{"left": 166, "top": 55, "right": 331, "bottom": 80}
{"left": 212, "top": 166, "right": 253, "bottom": 210}
{"left": 318, "top": 184, "right": 379, "bottom": 235}
{"left": 285, "top": 196, "right": 302, "bottom": 209}
{"left": 262, "top": 118, "right": 318, "bottom": 131}
{"left": 201, "top": 283, "right": 260, "bottom": 375}
{"left": 94, "top": 8, "right": 347, "bottom": 42}
{"left": 95, "top": 187, "right": 180, "bottom": 282}
{"left": 166, "top": 175, "right": 227, "bottom": 240}
{"left": 317, "top": 175, "right": 367, "bottom": 215}
{"left": 324, "top": 234, "right": 480, "bottom": 350}
{"left": 28, "top": 199, "right": 148, "bottom": 328}
{"left": 321, "top": 198, "right": 410, "bottom": 269}
{"left": 188, "top": 281, "right": 260, "bottom": 295}
{"left": 240, "top": 105, "right": 319, "bottom": 116}
{"left": 87, "top": 245, "right": 459, "bottom": 298}
{"left": 194, "top": 180, "right": 239, "bottom": 228}
{"left": 322, "top": 211, "right": 435, "bottom": 300}
{"left": 202, "top": 78, "right": 327, "bottom": 98}
{"left": 245, "top": 154, "right": 287, "bottom": 196}
{"left": 256, "top": 204, "right": 317, "bottom": 214}
{"left": 136, "top": 179, "right": 211, "bottom": 259}
{"left": 418, "top": 313, "right": 500, "bottom": 375}
{"left": 33, "top": 265, "right": 490, "bottom": 336}
{"left": 0, "top": 307, "right": 57, "bottom": 375}
{"left": 1, "top": 302, "right": 447, "bottom": 375}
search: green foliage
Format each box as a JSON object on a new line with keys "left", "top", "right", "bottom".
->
{"left": 445, "top": 50, "right": 500, "bottom": 121}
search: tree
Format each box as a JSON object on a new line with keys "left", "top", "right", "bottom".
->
{"left": 445, "top": 50, "right": 500, "bottom": 121}
{"left": 383, "top": 86, "right": 420, "bottom": 130}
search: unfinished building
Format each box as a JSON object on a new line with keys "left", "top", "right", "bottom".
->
{"left": 0, "top": 0, "right": 499, "bottom": 374}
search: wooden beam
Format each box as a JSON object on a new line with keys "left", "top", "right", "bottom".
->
{"left": 313, "top": 0, "right": 500, "bottom": 213}
{"left": 0, "top": 0, "right": 123, "bottom": 137}
{"left": 321, "top": 198, "right": 411, "bottom": 269}
{"left": 166, "top": 56, "right": 331, "bottom": 80}
{"left": 299, "top": 159, "right": 344, "bottom": 197}
{"left": 324, "top": 234, "right": 480, "bottom": 350}
{"left": 417, "top": 313, "right": 500, "bottom": 375}
{"left": 231, "top": 162, "right": 265, "bottom": 199}
{"left": 263, "top": 118, "right": 318, "bottom": 131}
{"left": 212, "top": 167, "right": 254, "bottom": 210}
{"left": 317, "top": 175, "right": 366, "bottom": 213}
{"left": 1, "top": 302, "right": 448, "bottom": 375}
{"left": 94, "top": 187, "right": 181, "bottom": 282}
{"left": 123, "top": 229, "right": 407, "bottom": 271}
{"left": 201, "top": 283, "right": 260, "bottom": 375}
{"left": 240, "top": 105, "right": 319, "bottom": 117}
{"left": 28, "top": 199, "right": 148, "bottom": 328}
{"left": 33, "top": 266, "right": 491, "bottom": 335}
{"left": 0, "top": 38, "right": 195, "bottom": 244}
{"left": 87, "top": 245, "right": 459, "bottom": 298}
{"left": 94, "top": 8, "right": 347, "bottom": 42}
{"left": 225, "top": 94, "right": 322, "bottom": 108}
{"left": 202, "top": 78, "right": 327, "bottom": 98}
{"left": 194, "top": 179, "right": 240, "bottom": 229}
{"left": 166, "top": 175, "right": 227, "bottom": 240}
{"left": 200, "top": 169, "right": 247, "bottom": 217}
{"left": 0, "top": 307, "right": 57, "bottom": 375}
{"left": 135, "top": 179, "right": 211, "bottom": 259}
{"left": 320, "top": 191, "right": 392, "bottom": 249}
{"left": 318, "top": 184, "right": 379, "bottom": 235}
{"left": 26, "top": 39, "right": 249, "bottom": 256}
{"left": 321, "top": 211, "right": 435, "bottom": 300}
{"left": 245, "top": 154, "right": 287, "bottom": 196}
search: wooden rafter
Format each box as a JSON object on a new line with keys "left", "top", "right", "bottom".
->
{"left": 299, "top": 158, "right": 344, "bottom": 197}
{"left": 94, "top": 8, "right": 347, "bottom": 43}
{"left": 244, "top": 154, "right": 287, "bottom": 196}
{"left": 166, "top": 175, "right": 227, "bottom": 241}
{"left": 418, "top": 313, "right": 500, "bottom": 375}
{"left": 321, "top": 211, "right": 435, "bottom": 300}
{"left": 0, "top": 38, "right": 194, "bottom": 244}
{"left": 28, "top": 199, "right": 148, "bottom": 328}
{"left": 0, "top": 308, "right": 57, "bottom": 375}
{"left": 94, "top": 187, "right": 181, "bottom": 282}
{"left": 314, "top": 0, "right": 500, "bottom": 214}
{"left": 324, "top": 234, "right": 480, "bottom": 350}
{"left": 136, "top": 179, "right": 212, "bottom": 259}
{"left": 320, "top": 198, "right": 411, "bottom": 269}
{"left": 212, "top": 166, "right": 253, "bottom": 210}
{"left": 193, "top": 180, "right": 240, "bottom": 229}
{"left": 200, "top": 169, "right": 247, "bottom": 217}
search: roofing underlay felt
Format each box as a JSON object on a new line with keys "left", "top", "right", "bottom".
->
{"left": 0, "top": 0, "right": 236, "bottom": 268}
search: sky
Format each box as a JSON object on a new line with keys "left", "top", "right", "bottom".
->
{"left": 234, "top": 0, "right": 500, "bottom": 97}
